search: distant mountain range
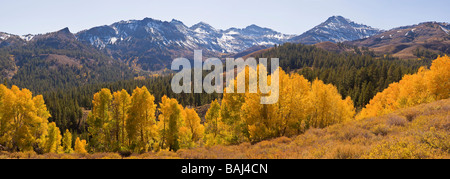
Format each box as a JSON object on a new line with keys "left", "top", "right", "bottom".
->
{"left": 75, "top": 18, "right": 294, "bottom": 70}
{"left": 0, "top": 16, "right": 448, "bottom": 92}
{"left": 0, "top": 16, "right": 391, "bottom": 71}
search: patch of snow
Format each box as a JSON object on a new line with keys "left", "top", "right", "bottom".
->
{"left": 20, "top": 34, "right": 35, "bottom": 41}
{"left": 0, "top": 33, "right": 11, "bottom": 40}
{"left": 257, "top": 41, "right": 275, "bottom": 46}
{"left": 194, "top": 28, "right": 207, "bottom": 34}
{"left": 112, "top": 26, "right": 119, "bottom": 35}
{"left": 216, "top": 35, "right": 238, "bottom": 53}
{"left": 109, "top": 37, "right": 118, "bottom": 44}
{"left": 227, "top": 31, "right": 240, "bottom": 35}
{"left": 440, "top": 26, "right": 449, "bottom": 35}
{"left": 220, "top": 34, "right": 234, "bottom": 41}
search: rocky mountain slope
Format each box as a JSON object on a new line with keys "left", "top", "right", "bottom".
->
{"left": 76, "top": 18, "right": 294, "bottom": 70}
{"left": 290, "top": 16, "right": 383, "bottom": 44}
{"left": 347, "top": 22, "right": 450, "bottom": 59}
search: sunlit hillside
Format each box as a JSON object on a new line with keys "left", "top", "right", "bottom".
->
{"left": 0, "top": 54, "right": 448, "bottom": 159}
{"left": 170, "top": 98, "right": 450, "bottom": 159}
{"left": 1, "top": 98, "right": 448, "bottom": 159}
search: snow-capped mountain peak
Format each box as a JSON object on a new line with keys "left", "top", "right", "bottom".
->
{"left": 76, "top": 18, "right": 292, "bottom": 54}
{"left": 190, "top": 22, "right": 217, "bottom": 34}
{"left": 0, "top": 32, "right": 12, "bottom": 40}
{"left": 73, "top": 16, "right": 382, "bottom": 71}
{"left": 290, "top": 15, "right": 383, "bottom": 44}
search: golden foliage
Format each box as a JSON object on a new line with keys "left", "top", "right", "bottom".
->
{"left": 74, "top": 137, "right": 88, "bottom": 154}
{"left": 358, "top": 55, "right": 450, "bottom": 119}
{"left": 238, "top": 67, "right": 355, "bottom": 142}
{"left": 62, "top": 129, "right": 73, "bottom": 153}
{"left": 87, "top": 88, "right": 113, "bottom": 151}
{"left": 127, "top": 86, "right": 157, "bottom": 152}
{"left": 0, "top": 85, "right": 59, "bottom": 153}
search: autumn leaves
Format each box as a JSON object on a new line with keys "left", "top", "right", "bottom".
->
{"left": 358, "top": 55, "right": 450, "bottom": 119}
{"left": 85, "top": 86, "right": 205, "bottom": 152}
{"left": 1, "top": 55, "right": 447, "bottom": 154}
{"left": 0, "top": 85, "right": 84, "bottom": 153}
{"left": 220, "top": 69, "right": 355, "bottom": 144}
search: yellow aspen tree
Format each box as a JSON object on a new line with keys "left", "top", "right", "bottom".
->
{"left": 87, "top": 88, "right": 112, "bottom": 152}
{"left": 397, "top": 69, "right": 433, "bottom": 108}
{"left": 425, "top": 55, "right": 450, "bottom": 100}
{"left": 358, "top": 82, "right": 401, "bottom": 119}
{"left": 178, "top": 125, "right": 193, "bottom": 149}
{"left": 127, "top": 86, "right": 157, "bottom": 152}
{"left": 0, "top": 85, "right": 15, "bottom": 149}
{"left": 112, "top": 89, "right": 131, "bottom": 148}
{"left": 9, "top": 86, "right": 50, "bottom": 152}
{"left": 240, "top": 65, "right": 272, "bottom": 142}
{"left": 183, "top": 108, "right": 204, "bottom": 146}
{"left": 43, "top": 122, "right": 63, "bottom": 153}
{"left": 205, "top": 100, "right": 220, "bottom": 137}
{"left": 74, "top": 137, "right": 88, "bottom": 154}
{"left": 33, "top": 95, "right": 52, "bottom": 151}
{"left": 204, "top": 99, "right": 227, "bottom": 146}
{"left": 308, "top": 79, "right": 355, "bottom": 128}
{"left": 158, "top": 96, "right": 184, "bottom": 151}
{"left": 157, "top": 96, "right": 170, "bottom": 150}
{"left": 0, "top": 85, "right": 57, "bottom": 153}
{"left": 220, "top": 92, "right": 245, "bottom": 144}
{"left": 11, "top": 86, "right": 36, "bottom": 151}
{"left": 62, "top": 129, "right": 73, "bottom": 153}
{"left": 33, "top": 95, "right": 51, "bottom": 121}
{"left": 240, "top": 65, "right": 289, "bottom": 142}
{"left": 274, "top": 71, "right": 311, "bottom": 136}
{"left": 340, "top": 96, "right": 356, "bottom": 123}
{"left": 241, "top": 90, "right": 269, "bottom": 142}
{"left": 308, "top": 80, "right": 331, "bottom": 128}
{"left": 220, "top": 67, "right": 249, "bottom": 144}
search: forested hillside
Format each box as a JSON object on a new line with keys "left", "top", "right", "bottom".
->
{"left": 0, "top": 56, "right": 448, "bottom": 159}
{"left": 29, "top": 42, "right": 433, "bottom": 135}
{"left": 0, "top": 28, "right": 135, "bottom": 94}
{"left": 253, "top": 43, "right": 432, "bottom": 108}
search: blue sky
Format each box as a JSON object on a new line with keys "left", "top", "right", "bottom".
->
{"left": 1, "top": 0, "right": 448, "bottom": 35}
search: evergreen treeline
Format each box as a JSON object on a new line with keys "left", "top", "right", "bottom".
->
{"left": 42, "top": 75, "right": 219, "bottom": 133}
{"left": 254, "top": 43, "right": 433, "bottom": 108}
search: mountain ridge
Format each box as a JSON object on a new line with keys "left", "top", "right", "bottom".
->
{"left": 75, "top": 17, "right": 295, "bottom": 70}
{"left": 290, "top": 15, "right": 383, "bottom": 44}
{"left": 2, "top": 16, "right": 448, "bottom": 73}
{"left": 346, "top": 21, "right": 450, "bottom": 59}
{"left": 0, "top": 27, "right": 134, "bottom": 93}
